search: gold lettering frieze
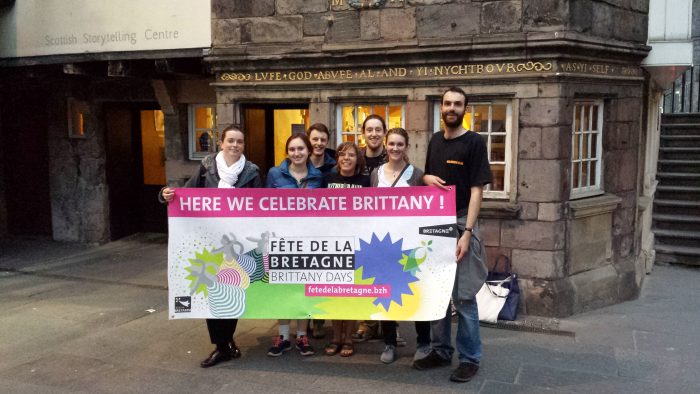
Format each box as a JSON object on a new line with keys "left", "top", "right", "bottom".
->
{"left": 218, "top": 61, "right": 642, "bottom": 85}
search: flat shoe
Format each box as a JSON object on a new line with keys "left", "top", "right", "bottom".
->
{"left": 200, "top": 348, "right": 231, "bottom": 368}
{"left": 339, "top": 343, "right": 354, "bottom": 357}
{"left": 324, "top": 342, "right": 341, "bottom": 356}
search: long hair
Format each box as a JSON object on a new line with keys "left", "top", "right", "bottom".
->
{"left": 334, "top": 141, "right": 365, "bottom": 176}
{"left": 385, "top": 127, "right": 410, "bottom": 164}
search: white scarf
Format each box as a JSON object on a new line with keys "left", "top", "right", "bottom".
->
{"left": 216, "top": 151, "right": 246, "bottom": 188}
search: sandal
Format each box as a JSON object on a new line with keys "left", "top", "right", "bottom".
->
{"left": 339, "top": 343, "right": 354, "bottom": 357}
{"left": 324, "top": 342, "right": 341, "bottom": 356}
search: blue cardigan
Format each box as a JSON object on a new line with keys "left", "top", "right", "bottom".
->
{"left": 265, "top": 160, "right": 324, "bottom": 188}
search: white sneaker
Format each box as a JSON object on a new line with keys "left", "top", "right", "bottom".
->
{"left": 413, "top": 344, "right": 431, "bottom": 361}
{"left": 380, "top": 345, "right": 396, "bottom": 364}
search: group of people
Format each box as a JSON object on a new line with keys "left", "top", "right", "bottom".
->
{"left": 160, "top": 87, "right": 492, "bottom": 383}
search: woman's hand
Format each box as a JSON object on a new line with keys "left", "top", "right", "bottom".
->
{"left": 423, "top": 174, "right": 448, "bottom": 190}
{"left": 162, "top": 187, "right": 175, "bottom": 203}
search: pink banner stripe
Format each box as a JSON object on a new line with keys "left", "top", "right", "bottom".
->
{"left": 305, "top": 284, "right": 392, "bottom": 298}
{"left": 168, "top": 186, "right": 456, "bottom": 218}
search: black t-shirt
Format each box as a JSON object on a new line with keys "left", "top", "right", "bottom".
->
{"left": 362, "top": 148, "right": 387, "bottom": 176}
{"left": 324, "top": 172, "right": 371, "bottom": 188}
{"left": 425, "top": 131, "right": 492, "bottom": 214}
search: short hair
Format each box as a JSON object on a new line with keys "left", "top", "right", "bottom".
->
{"left": 285, "top": 133, "right": 313, "bottom": 157}
{"left": 361, "top": 114, "right": 387, "bottom": 134}
{"left": 307, "top": 123, "right": 330, "bottom": 138}
{"left": 385, "top": 128, "right": 410, "bottom": 164}
{"left": 334, "top": 141, "right": 365, "bottom": 176}
{"left": 441, "top": 87, "right": 468, "bottom": 107}
{"left": 220, "top": 125, "right": 244, "bottom": 142}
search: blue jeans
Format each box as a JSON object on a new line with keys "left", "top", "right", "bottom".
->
{"left": 430, "top": 293, "right": 482, "bottom": 365}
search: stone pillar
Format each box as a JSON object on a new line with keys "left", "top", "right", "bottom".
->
{"left": 48, "top": 94, "right": 109, "bottom": 243}
{"left": 404, "top": 100, "right": 430, "bottom": 170}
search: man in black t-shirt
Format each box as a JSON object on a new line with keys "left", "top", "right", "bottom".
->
{"left": 360, "top": 114, "right": 388, "bottom": 176}
{"left": 412, "top": 87, "right": 491, "bottom": 383}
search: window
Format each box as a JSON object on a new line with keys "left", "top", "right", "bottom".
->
{"left": 188, "top": 104, "right": 217, "bottom": 160}
{"left": 336, "top": 103, "right": 404, "bottom": 147}
{"left": 571, "top": 101, "right": 604, "bottom": 198}
{"left": 433, "top": 101, "right": 513, "bottom": 198}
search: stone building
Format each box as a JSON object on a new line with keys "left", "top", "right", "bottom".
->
{"left": 1, "top": 0, "right": 675, "bottom": 317}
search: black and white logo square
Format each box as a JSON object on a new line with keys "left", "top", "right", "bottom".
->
{"left": 175, "top": 296, "right": 191, "bottom": 313}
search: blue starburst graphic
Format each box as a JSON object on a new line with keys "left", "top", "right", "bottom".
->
{"left": 355, "top": 233, "right": 419, "bottom": 311}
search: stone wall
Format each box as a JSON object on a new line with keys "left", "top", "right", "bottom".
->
{"left": 48, "top": 79, "right": 157, "bottom": 243}
{"left": 210, "top": 0, "right": 649, "bottom": 54}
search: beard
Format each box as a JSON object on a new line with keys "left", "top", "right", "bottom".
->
{"left": 441, "top": 110, "right": 465, "bottom": 128}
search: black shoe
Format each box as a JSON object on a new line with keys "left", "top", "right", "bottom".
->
{"left": 200, "top": 348, "right": 231, "bottom": 368}
{"left": 229, "top": 342, "right": 242, "bottom": 359}
{"left": 450, "top": 362, "right": 479, "bottom": 382}
{"left": 411, "top": 350, "right": 451, "bottom": 370}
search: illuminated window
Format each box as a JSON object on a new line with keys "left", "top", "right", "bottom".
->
{"left": 188, "top": 104, "right": 217, "bottom": 160}
{"left": 571, "top": 101, "right": 604, "bottom": 198}
{"left": 433, "top": 101, "right": 513, "bottom": 198}
{"left": 336, "top": 103, "right": 404, "bottom": 148}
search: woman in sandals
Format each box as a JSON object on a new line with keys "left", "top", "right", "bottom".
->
{"left": 265, "top": 133, "right": 324, "bottom": 357}
{"left": 323, "top": 141, "right": 370, "bottom": 357}
{"left": 369, "top": 127, "right": 431, "bottom": 364}
{"left": 159, "top": 125, "right": 262, "bottom": 368}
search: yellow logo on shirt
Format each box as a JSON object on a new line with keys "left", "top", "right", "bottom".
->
{"left": 446, "top": 160, "right": 464, "bottom": 165}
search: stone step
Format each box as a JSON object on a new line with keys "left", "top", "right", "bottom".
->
{"left": 659, "top": 135, "right": 700, "bottom": 147}
{"left": 659, "top": 147, "right": 700, "bottom": 160}
{"left": 655, "top": 244, "right": 700, "bottom": 257}
{"left": 652, "top": 213, "right": 700, "bottom": 222}
{"left": 653, "top": 213, "right": 700, "bottom": 233}
{"left": 654, "top": 228, "right": 700, "bottom": 240}
{"left": 655, "top": 251, "right": 700, "bottom": 265}
{"left": 660, "top": 124, "right": 700, "bottom": 135}
{"left": 656, "top": 172, "right": 700, "bottom": 187}
{"left": 653, "top": 199, "right": 700, "bottom": 216}
{"left": 656, "top": 184, "right": 700, "bottom": 193}
{"left": 657, "top": 160, "right": 700, "bottom": 174}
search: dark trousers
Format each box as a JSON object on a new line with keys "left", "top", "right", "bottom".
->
{"left": 206, "top": 318, "right": 238, "bottom": 346}
{"left": 381, "top": 320, "right": 431, "bottom": 346}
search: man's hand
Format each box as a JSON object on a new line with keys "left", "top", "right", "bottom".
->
{"left": 455, "top": 231, "right": 470, "bottom": 261}
{"left": 423, "top": 174, "right": 448, "bottom": 190}
{"left": 162, "top": 187, "right": 175, "bottom": 203}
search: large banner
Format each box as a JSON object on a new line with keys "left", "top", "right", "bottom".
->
{"left": 168, "top": 187, "right": 457, "bottom": 321}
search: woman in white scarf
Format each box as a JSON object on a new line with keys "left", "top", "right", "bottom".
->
{"left": 160, "top": 126, "right": 261, "bottom": 368}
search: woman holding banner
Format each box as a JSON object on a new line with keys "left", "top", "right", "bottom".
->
{"left": 160, "top": 125, "right": 263, "bottom": 368}
{"left": 323, "top": 141, "right": 369, "bottom": 357}
{"left": 265, "top": 133, "right": 323, "bottom": 357}
{"left": 369, "top": 127, "right": 431, "bottom": 364}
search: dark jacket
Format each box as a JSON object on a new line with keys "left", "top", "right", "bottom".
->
{"left": 265, "top": 160, "right": 323, "bottom": 189}
{"left": 158, "top": 154, "right": 261, "bottom": 202}
{"left": 184, "top": 154, "right": 262, "bottom": 189}
{"left": 315, "top": 148, "right": 337, "bottom": 175}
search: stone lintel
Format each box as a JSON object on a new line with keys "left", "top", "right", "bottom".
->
{"left": 568, "top": 193, "right": 621, "bottom": 219}
{"left": 480, "top": 201, "right": 520, "bottom": 219}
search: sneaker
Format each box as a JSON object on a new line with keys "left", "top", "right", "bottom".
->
{"left": 296, "top": 335, "right": 315, "bottom": 356}
{"left": 380, "top": 345, "right": 396, "bottom": 364}
{"left": 413, "top": 344, "right": 431, "bottom": 361}
{"left": 267, "top": 335, "right": 291, "bottom": 357}
{"left": 352, "top": 321, "right": 379, "bottom": 342}
{"left": 450, "top": 362, "right": 479, "bottom": 383}
{"left": 411, "top": 350, "right": 451, "bottom": 370}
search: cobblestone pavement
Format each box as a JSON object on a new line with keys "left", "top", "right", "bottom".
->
{"left": 1, "top": 234, "right": 698, "bottom": 393}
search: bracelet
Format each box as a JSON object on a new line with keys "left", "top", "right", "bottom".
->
{"left": 464, "top": 227, "right": 473, "bottom": 233}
